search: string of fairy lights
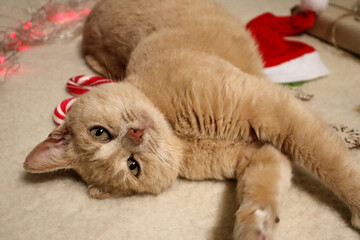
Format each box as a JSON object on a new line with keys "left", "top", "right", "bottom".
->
{"left": 0, "top": 0, "right": 96, "bottom": 81}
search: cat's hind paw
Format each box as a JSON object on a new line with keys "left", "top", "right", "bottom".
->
{"left": 233, "top": 204, "right": 278, "bottom": 240}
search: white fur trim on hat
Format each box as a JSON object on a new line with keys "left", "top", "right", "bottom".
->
{"left": 264, "top": 51, "right": 329, "bottom": 83}
{"left": 301, "top": 0, "right": 329, "bottom": 13}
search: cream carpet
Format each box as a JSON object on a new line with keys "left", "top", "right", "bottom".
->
{"left": 1, "top": 0, "right": 360, "bottom": 239}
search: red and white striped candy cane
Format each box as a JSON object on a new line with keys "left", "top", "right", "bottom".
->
{"left": 54, "top": 75, "right": 117, "bottom": 125}
{"left": 53, "top": 97, "right": 77, "bottom": 126}
{"left": 66, "top": 75, "right": 116, "bottom": 96}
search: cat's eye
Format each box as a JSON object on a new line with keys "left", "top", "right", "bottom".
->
{"left": 127, "top": 157, "right": 140, "bottom": 177}
{"left": 89, "top": 127, "right": 112, "bottom": 142}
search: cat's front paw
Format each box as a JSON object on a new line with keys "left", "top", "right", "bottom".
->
{"left": 88, "top": 185, "right": 111, "bottom": 199}
{"left": 233, "top": 204, "right": 278, "bottom": 240}
{"left": 351, "top": 211, "right": 360, "bottom": 229}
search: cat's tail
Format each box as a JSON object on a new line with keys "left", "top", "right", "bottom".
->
{"left": 246, "top": 77, "right": 360, "bottom": 228}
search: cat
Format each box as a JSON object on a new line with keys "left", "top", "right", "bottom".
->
{"left": 24, "top": 0, "right": 360, "bottom": 239}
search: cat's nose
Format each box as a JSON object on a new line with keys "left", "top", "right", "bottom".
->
{"left": 126, "top": 128, "right": 144, "bottom": 145}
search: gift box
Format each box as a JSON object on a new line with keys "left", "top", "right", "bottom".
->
{"left": 306, "top": 0, "right": 360, "bottom": 56}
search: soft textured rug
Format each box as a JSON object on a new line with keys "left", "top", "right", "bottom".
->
{"left": 1, "top": 0, "right": 360, "bottom": 239}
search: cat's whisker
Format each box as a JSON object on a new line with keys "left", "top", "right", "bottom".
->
{"left": 107, "top": 82, "right": 120, "bottom": 102}
{"left": 148, "top": 144, "right": 174, "bottom": 167}
{"left": 147, "top": 139, "right": 172, "bottom": 163}
{"left": 103, "top": 60, "right": 113, "bottom": 80}
{"left": 147, "top": 137, "right": 185, "bottom": 175}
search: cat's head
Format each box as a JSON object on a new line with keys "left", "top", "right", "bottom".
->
{"left": 24, "top": 82, "right": 183, "bottom": 198}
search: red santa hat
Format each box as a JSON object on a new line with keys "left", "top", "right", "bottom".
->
{"left": 246, "top": 10, "right": 329, "bottom": 83}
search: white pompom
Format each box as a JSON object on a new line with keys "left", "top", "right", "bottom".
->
{"left": 301, "top": 0, "right": 329, "bottom": 13}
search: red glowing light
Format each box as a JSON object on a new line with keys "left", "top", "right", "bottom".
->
{"left": 67, "top": 10, "right": 79, "bottom": 20}
{"left": 84, "top": 9, "right": 91, "bottom": 15}
{"left": 56, "top": 13, "right": 63, "bottom": 19}
{"left": 17, "top": 41, "right": 22, "bottom": 46}
{"left": 10, "top": 32, "right": 16, "bottom": 39}
{"left": 18, "top": 46, "right": 29, "bottom": 50}
{"left": 23, "top": 21, "right": 33, "bottom": 30}
{"left": 0, "top": 57, "right": 6, "bottom": 65}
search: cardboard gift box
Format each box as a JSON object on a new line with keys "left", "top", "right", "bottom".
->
{"left": 306, "top": 0, "right": 360, "bottom": 56}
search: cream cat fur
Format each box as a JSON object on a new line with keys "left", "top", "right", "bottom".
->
{"left": 24, "top": 0, "right": 360, "bottom": 239}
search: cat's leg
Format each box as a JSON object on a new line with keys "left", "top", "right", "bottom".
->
{"left": 238, "top": 77, "right": 360, "bottom": 228}
{"left": 234, "top": 145, "right": 291, "bottom": 240}
{"left": 83, "top": 20, "right": 129, "bottom": 79}
{"left": 84, "top": 55, "right": 108, "bottom": 77}
{"left": 84, "top": 52, "right": 128, "bottom": 80}
{"left": 82, "top": 0, "right": 141, "bottom": 80}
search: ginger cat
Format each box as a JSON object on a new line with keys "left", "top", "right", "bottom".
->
{"left": 24, "top": 0, "right": 360, "bottom": 239}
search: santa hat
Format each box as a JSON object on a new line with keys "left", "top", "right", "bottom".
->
{"left": 246, "top": 10, "right": 329, "bottom": 83}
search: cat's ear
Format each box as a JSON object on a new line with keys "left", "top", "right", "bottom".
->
{"left": 24, "top": 124, "right": 72, "bottom": 173}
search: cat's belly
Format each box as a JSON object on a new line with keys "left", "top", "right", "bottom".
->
{"left": 178, "top": 137, "right": 259, "bottom": 180}
{"left": 127, "top": 49, "right": 262, "bottom": 143}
